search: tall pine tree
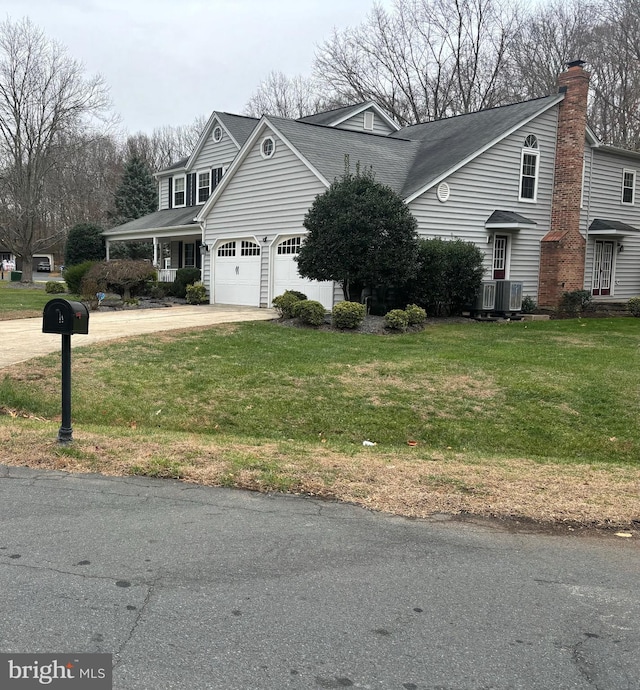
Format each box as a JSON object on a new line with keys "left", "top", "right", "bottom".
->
{"left": 111, "top": 154, "right": 158, "bottom": 226}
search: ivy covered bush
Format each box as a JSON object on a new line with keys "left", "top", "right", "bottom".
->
{"left": 186, "top": 282, "right": 208, "bottom": 305}
{"left": 331, "top": 301, "right": 366, "bottom": 329}
{"left": 293, "top": 299, "right": 326, "bottom": 326}
{"left": 272, "top": 290, "right": 305, "bottom": 319}
{"left": 627, "top": 297, "right": 640, "bottom": 317}
{"left": 384, "top": 309, "right": 409, "bottom": 331}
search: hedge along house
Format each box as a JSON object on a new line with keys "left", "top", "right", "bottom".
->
{"left": 105, "top": 62, "right": 640, "bottom": 309}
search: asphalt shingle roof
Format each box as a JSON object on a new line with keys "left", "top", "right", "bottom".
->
{"left": 268, "top": 117, "right": 419, "bottom": 194}
{"left": 217, "top": 112, "right": 259, "bottom": 147}
{"left": 486, "top": 210, "right": 537, "bottom": 226}
{"left": 103, "top": 207, "right": 198, "bottom": 235}
{"left": 590, "top": 218, "right": 639, "bottom": 233}
{"left": 297, "top": 103, "right": 369, "bottom": 126}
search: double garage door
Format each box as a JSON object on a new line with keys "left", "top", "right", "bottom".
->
{"left": 213, "top": 237, "right": 333, "bottom": 308}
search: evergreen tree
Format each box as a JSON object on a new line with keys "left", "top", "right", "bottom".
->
{"left": 297, "top": 163, "right": 419, "bottom": 302}
{"left": 111, "top": 154, "right": 158, "bottom": 226}
{"left": 64, "top": 223, "right": 105, "bottom": 266}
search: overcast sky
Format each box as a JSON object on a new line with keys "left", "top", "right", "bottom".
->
{"left": 3, "top": 0, "right": 390, "bottom": 135}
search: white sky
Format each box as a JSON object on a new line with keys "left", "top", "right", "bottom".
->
{"left": 3, "top": 0, "right": 389, "bottom": 135}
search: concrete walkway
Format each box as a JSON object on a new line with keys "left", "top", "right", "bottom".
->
{"left": 0, "top": 305, "right": 276, "bottom": 369}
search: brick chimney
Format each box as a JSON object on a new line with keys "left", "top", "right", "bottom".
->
{"left": 538, "top": 60, "right": 590, "bottom": 309}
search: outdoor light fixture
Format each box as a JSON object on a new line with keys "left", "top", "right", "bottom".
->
{"left": 618, "top": 244, "right": 624, "bottom": 253}
{"left": 200, "top": 243, "right": 209, "bottom": 254}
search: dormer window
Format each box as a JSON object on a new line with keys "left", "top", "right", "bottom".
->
{"left": 173, "top": 175, "right": 186, "bottom": 207}
{"left": 198, "top": 171, "right": 210, "bottom": 204}
{"left": 364, "top": 111, "right": 374, "bottom": 130}
{"left": 519, "top": 135, "right": 539, "bottom": 202}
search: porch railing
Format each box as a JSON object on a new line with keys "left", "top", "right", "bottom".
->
{"left": 157, "top": 268, "right": 178, "bottom": 283}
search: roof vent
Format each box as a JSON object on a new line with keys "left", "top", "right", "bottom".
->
{"left": 437, "top": 181, "right": 450, "bottom": 203}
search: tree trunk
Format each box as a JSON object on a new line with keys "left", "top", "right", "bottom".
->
{"left": 20, "top": 256, "right": 33, "bottom": 282}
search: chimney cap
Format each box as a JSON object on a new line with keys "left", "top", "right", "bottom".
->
{"left": 567, "top": 59, "right": 586, "bottom": 69}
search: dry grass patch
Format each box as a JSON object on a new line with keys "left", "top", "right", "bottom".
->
{"left": 1, "top": 419, "right": 638, "bottom": 529}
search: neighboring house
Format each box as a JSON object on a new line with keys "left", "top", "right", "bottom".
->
{"left": 104, "top": 61, "right": 640, "bottom": 309}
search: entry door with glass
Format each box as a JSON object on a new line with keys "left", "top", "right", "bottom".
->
{"left": 592, "top": 240, "right": 614, "bottom": 296}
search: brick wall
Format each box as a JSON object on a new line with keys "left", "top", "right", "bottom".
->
{"left": 538, "top": 61, "right": 590, "bottom": 308}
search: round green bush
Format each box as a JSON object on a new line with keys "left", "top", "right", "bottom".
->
{"left": 332, "top": 301, "right": 366, "bottom": 329}
{"left": 627, "top": 297, "right": 640, "bottom": 317}
{"left": 293, "top": 299, "right": 326, "bottom": 326}
{"left": 171, "top": 267, "right": 201, "bottom": 298}
{"left": 186, "top": 282, "right": 208, "bottom": 305}
{"left": 285, "top": 290, "right": 307, "bottom": 301}
{"left": 521, "top": 295, "right": 537, "bottom": 314}
{"left": 272, "top": 291, "right": 303, "bottom": 319}
{"left": 62, "top": 261, "right": 95, "bottom": 295}
{"left": 405, "top": 303, "right": 426, "bottom": 326}
{"left": 45, "top": 281, "right": 66, "bottom": 294}
{"left": 384, "top": 309, "right": 409, "bottom": 331}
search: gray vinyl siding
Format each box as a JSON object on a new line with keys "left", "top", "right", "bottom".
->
{"left": 192, "top": 124, "right": 239, "bottom": 170}
{"left": 583, "top": 148, "right": 640, "bottom": 298}
{"left": 335, "top": 110, "right": 395, "bottom": 136}
{"left": 204, "top": 130, "right": 328, "bottom": 307}
{"left": 159, "top": 177, "right": 170, "bottom": 210}
{"left": 408, "top": 107, "right": 559, "bottom": 297}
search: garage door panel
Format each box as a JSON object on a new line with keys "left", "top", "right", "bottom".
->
{"left": 273, "top": 238, "right": 333, "bottom": 310}
{"left": 214, "top": 240, "right": 261, "bottom": 306}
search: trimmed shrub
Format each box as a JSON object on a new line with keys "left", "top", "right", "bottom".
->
{"left": 384, "top": 309, "right": 409, "bottom": 331}
{"left": 144, "top": 281, "right": 171, "bottom": 299}
{"left": 521, "top": 295, "right": 537, "bottom": 314}
{"left": 293, "top": 299, "right": 326, "bottom": 326}
{"left": 171, "top": 267, "right": 201, "bottom": 298}
{"left": 63, "top": 261, "right": 95, "bottom": 295}
{"left": 627, "top": 297, "right": 640, "bottom": 317}
{"left": 560, "top": 290, "right": 592, "bottom": 315}
{"left": 405, "top": 303, "right": 426, "bottom": 326}
{"left": 272, "top": 290, "right": 303, "bottom": 319}
{"left": 64, "top": 223, "right": 105, "bottom": 266}
{"left": 332, "top": 301, "right": 366, "bottom": 329}
{"left": 81, "top": 260, "right": 156, "bottom": 300}
{"left": 186, "top": 282, "right": 208, "bottom": 305}
{"left": 285, "top": 290, "right": 307, "bottom": 301}
{"left": 45, "top": 281, "right": 66, "bottom": 294}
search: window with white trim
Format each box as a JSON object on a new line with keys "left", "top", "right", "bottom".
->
{"left": 363, "top": 111, "right": 374, "bottom": 130}
{"left": 197, "top": 171, "right": 210, "bottom": 204}
{"left": 519, "top": 135, "right": 539, "bottom": 202}
{"left": 241, "top": 240, "right": 260, "bottom": 256}
{"left": 173, "top": 175, "right": 186, "bottom": 207}
{"left": 213, "top": 126, "right": 222, "bottom": 142}
{"left": 277, "top": 237, "right": 301, "bottom": 254}
{"left": 622, "top": 169, "right": 636, "bottom": 204}
{"left": 261, "top": 137, "right": 275, "bottom": 159}
{"left": 217, "top": 241, "right": 236, "bottom": 257}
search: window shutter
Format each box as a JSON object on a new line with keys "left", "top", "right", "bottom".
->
{"left": 178, "top": 241, "right": 183, "bottom": 269}
{"left": 196, "top": 239, "right": 202, "bottom": 269}
{"left": 168, "top": 178, "right": 173, "bottom": 209}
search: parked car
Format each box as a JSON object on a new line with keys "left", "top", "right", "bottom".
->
{"left": 37, "top": 261, "right": 51, "bottom": 272}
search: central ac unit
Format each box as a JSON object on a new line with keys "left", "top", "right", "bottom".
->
{"left": 474, "top": 281, "right": 496, "bottom": 311}
{"left": 494, "top": 280, "right": 523, "bottom": 313}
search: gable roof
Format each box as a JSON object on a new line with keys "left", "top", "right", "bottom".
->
{"left": 298, "top": 101, "right": 400, "bottom": 131}
{"left": 392, "top": 95, "right": 563, "bottom": 200}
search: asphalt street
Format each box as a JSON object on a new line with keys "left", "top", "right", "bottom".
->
{"left": 0, "top": 465, "right": 638, "bottom": 689}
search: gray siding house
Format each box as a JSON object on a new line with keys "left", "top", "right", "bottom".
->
{"left": 104, "top": 63, "right": 640, "bottom": 309}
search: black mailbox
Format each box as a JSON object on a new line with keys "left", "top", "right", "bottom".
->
{"left": 43, "top": 299, "right": 89, "bottom": 335}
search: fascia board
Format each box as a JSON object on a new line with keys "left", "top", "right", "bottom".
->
{"left": 404, "top": 94, "right": 564, "bottom": 203}
{"left": 103, "top": 224, "right": 198, "bottom": 241}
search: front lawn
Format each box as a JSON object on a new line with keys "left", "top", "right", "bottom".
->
{"left": 1, "top": 318, "right": 639, "bottom": 527}
{"left": 0, "top": 280, "right": 59, "bottom": 319}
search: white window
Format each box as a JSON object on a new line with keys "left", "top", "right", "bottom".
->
{"left": 261, "top": 137, "right": 275, "bottom": 159}
{"left": 217, "top": 241, "right": 236, "bottom": 257}
{"left": 197, "top": 171, "right": 210, "bottom": 204}
{"left": 622, "top": 169, "right": 635, "bottom": 204}
{"left": 277, "top": 237, "right": 301, "bottom": 255}
{"left": 241, "top": 240, "right": 260, "bottom": 256}
{"left": 173, "top": 175, "right": 186, "bottom": 207}
{"left": 519, "top": 135, "right": 539, "bottom": 202}
{"left": 363, "top": 111, "right": 374, "bottom": 130}
{"left": 213, "top": 126, "right": 222, "bottom": 142}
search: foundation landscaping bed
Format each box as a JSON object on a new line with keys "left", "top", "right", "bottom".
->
{"left": 0, "top": 317, "right": 639, "bottom": 533}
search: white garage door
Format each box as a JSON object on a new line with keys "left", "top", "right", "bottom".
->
{"left": 214, "top": 240, "right": 261, "bottom": 306}
{"left": 273, "top": 237, "right": 334, "bottom": 310}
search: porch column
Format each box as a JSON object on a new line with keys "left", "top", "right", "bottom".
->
{"left": 105, "top": 239, "right": 110, "bottom": 261}
{"left": 153, "top": 237, "right": 159, "bottom": 267}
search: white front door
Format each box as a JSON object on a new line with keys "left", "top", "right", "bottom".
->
{"left": 213, "top": 240, "right": 261, "bottom": 306}
{"left": 272, "top": 237, "right": 334, "bottom": 309}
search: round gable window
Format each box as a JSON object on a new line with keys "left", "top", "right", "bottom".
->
{"left": 213, "top": 126, "right": 222, "bottom": 142}
{"left": 261, "top": 137, "right": 275, "bottom": 159}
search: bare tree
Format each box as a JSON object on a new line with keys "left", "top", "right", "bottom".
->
{"left": 0, "top": 17, "right": 110, "bottom": 280}
{"left": 244, "top": 71, "right": 330, "bottom": 119}
{"left": 313, "top": 0, "right": 519, "bottom": 125}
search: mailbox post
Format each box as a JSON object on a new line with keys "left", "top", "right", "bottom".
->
{"left": 42, "top": 299, "right": 90, "bottom": 443}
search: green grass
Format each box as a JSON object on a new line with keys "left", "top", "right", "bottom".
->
{"left": 1, "top": 318, "right": 639, "bottom": 466}
{"left": 0, "top": 280, "right": 64, "bottom": 317}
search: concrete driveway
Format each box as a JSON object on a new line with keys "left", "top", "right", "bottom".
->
{"left": 0, "top": 305, "right": 276, "bottom": 369}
